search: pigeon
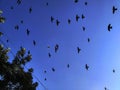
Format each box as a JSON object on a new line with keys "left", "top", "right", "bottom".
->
{"left": 47, "top": 46, "right": 50, "bottom": 48}
{"left": 55, "top": 44, "right": 59, "bottom": 53}
{"left": 29, "top": 7, "right": 32, "bottom": 13}
{"left": 44, "top": 70, "right": 47, "bottom": 73}
{"left": 52, "top": 68, "right": 55, "bottom": 72}
{"left": 14, "top": 25, "right": 19, "bottom": 30}
{"left": 28, "top": 50, "right": 30, "bottom": 54}
{"left": 50, "top": 16, "right": 54, "bottom": 23}
{"left": 112, "top": 6, "right": 117, "bottom": 14}
{"left": 48, "top": 53, "right": 51, "bottom": 58}
{"left": 77, "top": 47, "right": 81, "bottom": 53}
{"left": 68, "top": 19, "right": 71, "bottom": 24}
{"left": 44, "top": 78, "right": 47, "bottom": 81}
{"left": 26, "top": 29, "right": 30, "bottom": 36}
{"left": 74, "top": 0, "right": 78, "bottom": 3}
{"left": 108, "top": 24, "right": 112, "bottom": 31}
{"left": 56, "top": 19, "right": 60, "bottom": 26}
{"left": 6, "top": 39, "right": 9, "bottom": 43}
{"left": 76, "top": 14, "right": 80, "bottom": 21}
{"left": 85, "top": 64, "right": 89, "bottom": 70}
{"left": 33, "top": 40, "right": 36, "bottom": 46}
{"left": 81, "top": 14, "right": 85, "bottom": 19}
{"left": 104, "top": 87, "right": 108, "bottom": 90}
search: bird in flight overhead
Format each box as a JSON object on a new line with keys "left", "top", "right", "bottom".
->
{"left": 113, "top": 69, "right": 115, "bottom": 73}
{"left": 76, "top": 14, "right": 80, "bottom": 21}
{"left": 68, "top": 19, "right": 71, "bottom": 24}
{"left": 48, "top": 53, "right": 51, "bottom": 58}
{"left": 20, "top": 20, "right": 23, "bottom": 24}
{"left": 108, "top": 24, "right": 112, "bottom": 31}
{"left": 44, "top": 78, "right": 47, "bottom": 81}
{"left": 17, "top": 0, "right": 22, "bottom": 5}
{"left": 67, "top": 64, "right": 70, "bottom": 68}
{"left": 112, "top": 6, "right": 117, "bottom": 14}
{"left": 28, "top": 50, "right": 30, "bottom": 54}
{"left": 84, "top": 2, "right": 88, "bottom": 5}
{"left": 81, "top": 14, "right": 85, "bottom": 19}
{"left": 74, "top": 0, "right": 78, "bottom": 3}
{"left": 104, "top": 87, "right": 108, "bottom": 90}
{"left": 51, "top": 16, "right": 54, "bottom": 23}
{"left": 33, "top": 40, "right": 36, "bottom": 46}
{"left": 46, "top": 2, "right": 48, "bottom": 6}
{"left": 52, "top": 68, "right": 55, "bottom": 72}
{"left": 29, "top": 7, "right": 32, "bottom": 13}
{"left": 55, "top": 44, "right": 59, "bottom": 53}
{"left": 56, "top": 19, "right": 60, "bottom": 26}
{"left": 44, "top": 70, "right": 47, "bottom": 74}
{"left": 77, "top": 47, "right": 81, "bottom": 54}
{"left": 82, "top": 26, "right": 85, "bottom": 31}
{"left": 14, "top": 25, "right": 19, "bottom": 30}
{"left": 10, "top": 6, "right": 14, "bottom": 10}
{"left": 88, "top": 38, "right": 90, "bottom": 42}
{"left": 85, "top": 64, "right": 89, "bottom": 70}
{"left": 26, "top": 29, "right": 30, "bottom": 36}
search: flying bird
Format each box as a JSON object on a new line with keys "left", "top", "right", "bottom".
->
{"left": 56, "top": 19, "right": 60, "bottom": 26}
{"left": 29, "top": 7, "right": 32, "bottom": 13}
{"left": 74, "top": 0, "right": 78, "bottom": 3}
{"left": 85, "top": 64, "right": 89, "bottom": 70}
{"left": 113, "top": 69, "right": 115, "bottom": 73}
{"left": 81, "top": 14, "right": 85, "bottom": 19}
{"left": 48, "top": 53, "right": 51, "bottom": 58}
{"left": 10, "top": 6, "right": 14, "bottom": 10}
{"left": 104, "top": 87, "right": 108, "bottom": 90}
{"left": 26, "top": 29, "right": 30, "bottom": 36}
{"left": 82, "top": 26, "right": 85, "bottom": 31}
{"left": 108, "top": 24, "right": 112, "bottom": 31}
{"left": 50, "top": 16, "right": 54, "bottom": 23}
{"left": 33, "top": 40, "right": 36, "bottom": 46}
{"left": 112, "top": 6, "right": 117, "bottom": 14}
{"left": 88, "top": 38, "right": 90, "bottom": 42}
{"left": 44, "top": 78, "right": 47, "bottom": 81}
{"left": 67, "top": 64, "right": 70, "bottom": 68}
{"left": 55, "top": 44, "right": 59, "bottom": 53}
{"left": 68, "top": 19, "right": 71, "bottom": 24}
{"left": 77, "top": 47, "right": 81, "bottom": 53}
{"left": 46, "top": 2, "right": 48, "bottom": 6}
{"left": 20, "top": 20, "right": 23, "bottom": 24}
{"left": 85, "top": 2, "right": 88, "bottom": 5}
{"left": 17, "top": 0, "right": 22, "bottom": 5}
{"left": 52, "top": 68, "right": 55, "bottom": 72}
{"left": 76, "top": 14, "right": 80, "bottom": 21}
{"left": 14, "top": 25, "right": 19, "bottom": 30}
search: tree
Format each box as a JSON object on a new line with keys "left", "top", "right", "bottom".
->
{"left": 0, "top": 10, "right": 38, "bottom": 90}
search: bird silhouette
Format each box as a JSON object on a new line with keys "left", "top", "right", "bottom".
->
{"left": 112, "top": 6, "right": 117, "bottom": 14}
{"left": 44, "top": 78, "right": 47, "bottom": 81}
{"left": 14, "top": 25, "right": 19, "bottom": 30}
{"left": 51, "top": 16, "right": 54, "bottom": 23}
{"left": 10, "top": 6, "right": 14, "bottom": 10}
{"left": 67, "top": 64, "right": 70, "bottom": 68}
{"left": 26, "top": 29, "right": 30, "bottom": 36}
{"left": 56, "top": 19, "right": 60, "bottom": 26}
{"left": 85, "top": 64, "right": 89, "bottom": 70}
{"left": 88, "top": 38, "right": 90, "bottom": 42}
{"left": 82, "top": 26, "right": 85, "bottom": 31}
{"left": 85, "top": 2, "right": 88, "bottom": 5}
{"left": 113, "top": 69, "right": 115, "bottom": 73}
{"left": 74, "top": 0, "right": 78, "bottom": 3}
{"left": 44, "top": 70, "right": 47, "bottom": 73}
{"left": 52, "top": 68, "right": 55, "bottom": 72}
{"left": 17, "top": 0, "right": 22, "bottom": 5}
{"left": 6, "top": 39, "right": 9, "bottom": 43}
{"left": 46, "top": 2, "right": 48, "bottom": 6}
{"left": 68, "top": 19, "right": 71, "bottom": 24}
{"left": 33, "top": 40, "right": 36, "bottom": 46}
{"left": 81, "top": 14, "right": 85, "bottom": 19}
{"left": 20, "top": 20, "right": 23, "bottom": 24}
{"left": 55, "top": 44, "right": 59, "bottom": 53}
{"left": 108, "top": 24, "right": 112, "bottom": 31}
{"left": 47, "top": 46, "right": 50, "bottom": 48}
{"left": 76, "top": 14, "right": 80, "bottom": 21}
{"left": 28, "top": 50, "right": 30, "bottom": 54}
{"left": 104, "top": 87, "right": 108, "bottom": 90}
{"left": 77, "top": 47, "right": 81, "bottom": 53}
{"left": 48, "top": 53, "right": 51, "bottom": 58}
{"left": 29, "top": 7, "right": 32, "bottom": 13}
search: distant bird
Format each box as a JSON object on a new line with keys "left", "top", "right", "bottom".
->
{"left": 104, "top": 87, "right": 108, "bottom": 90}
{"left": 50, "top": 16, "right": 54, "bottom": 23}
{"left": 88, "top": 38, "right": 90, "bottom": 42}
{"left": 14, "top": 25, "right": 19, "bottom": 30}
{"left": 46, "top": 2, "right": 48, "bottom": 6}
{"left": 33, "top": 40, "right": 36, "bottom": 46}
{"left": 76, "top": 14, "right": 80, "bottom": 21}
{"left": 44, "top": 70, "right": 47, "bottom": 73}
{"left": 67, "top": 64, "right": 70, "bottom": 68}
{"left": 48, "top": 53, "right": 51, "bottom": 58}
{"left": 113, "top": 69, "right": 115, "bottom": 73}
{"left": 85, "top": 64, "right": 89, "bottom": 70}
{"left": 20, "top": 20, "right": 23, "bottom": 24}
{"left": 77, "top": 47, "right": 81, "bottom": 53}
{"left": 74, "top": 0, "right": 78, "bottom": 3}
{"left": 17, "top": 0, "right": 22, "bottom": 5}
{"left": 29, "top": 7, "right": 32, "bottom": 13}
{"left": 28, "top": 50, "right": 30, "bottom": 54}
{"left": 112, "top": 6, "right": 117, "bottom": 14}
{"left": 55, "top": 44, "right": 59, "bottom": 53}
{"left": 52, "top": 68, "right": 55, "bottom": 72}
{"left": 6, "top": 39, "right": 9, "bottom": 43}
{"left": 26, "top": 29, "right": 30, "bottom": 36}
{"left": 10, "top": 6, "right": 14, "bottom": 10}
{"left": 44, "top": 78, "right": 47, "bottom": 81}
{"left": 56, "top": 19, "right": 60, "bottom": 26}
{"left": 108, "top": 24, "right": 112, "bottom": 31}
{"left": 82, "top": 26, "right": 85, "bottom": 31}
{"left": 47, "top": 46, "right": 50, "bottom": 48}
{"left": 68, "top": 19, "right": 71, "bottom": 24}
{"left": 85, "top": 2, "right": 88, "bottom": 5}
{"left": 81, "top": 14, "right": 85, "bottom": 19}
{"left": 0, "top": 32, "right": 3, "bottom": 36}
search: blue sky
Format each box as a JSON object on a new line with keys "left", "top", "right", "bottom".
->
{"left": 0, "top": 0, "right": 120, "bottom": 90}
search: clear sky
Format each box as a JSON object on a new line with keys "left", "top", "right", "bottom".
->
{"left": 0, "top": 0, "right": 120, "bottom": 90}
